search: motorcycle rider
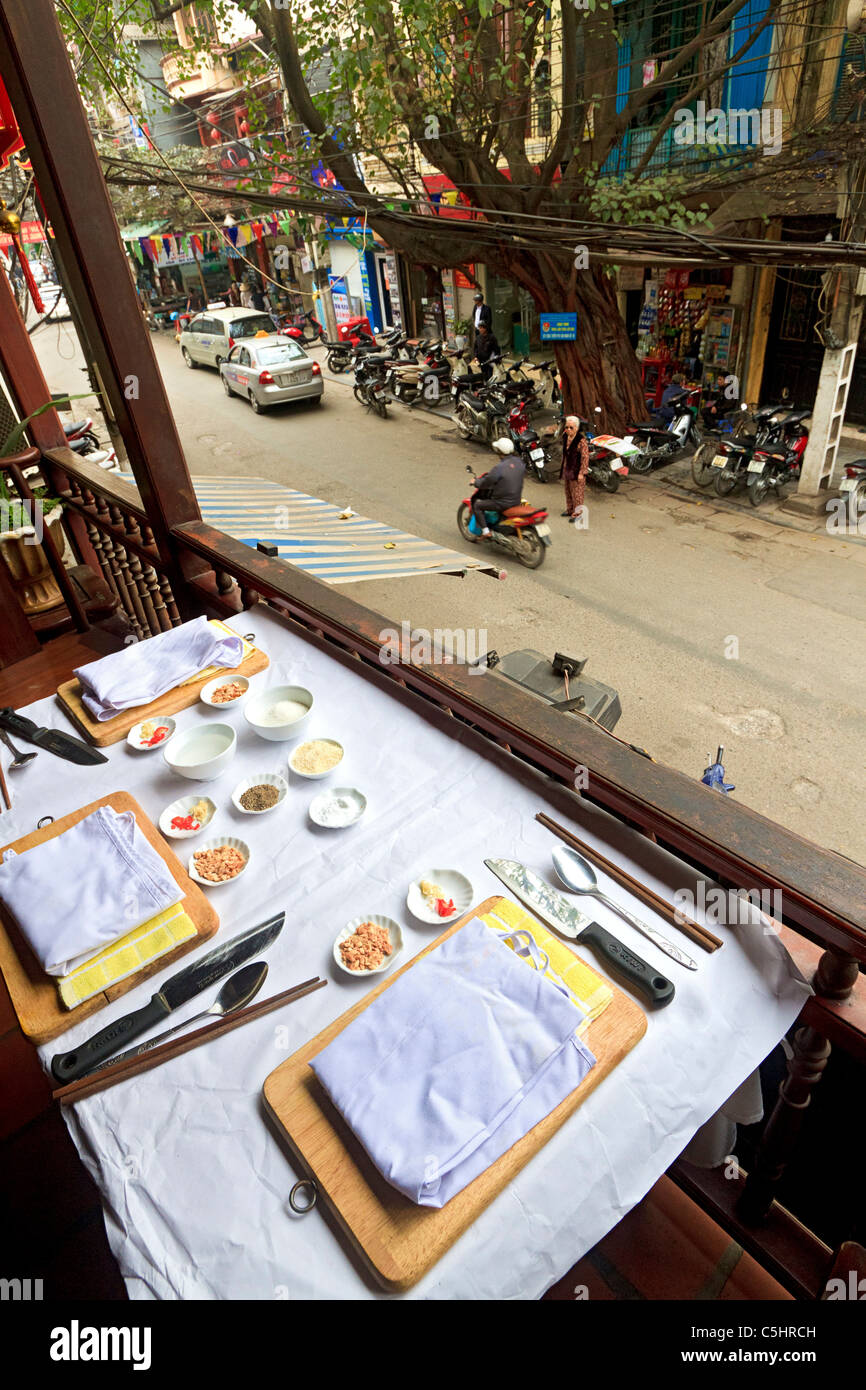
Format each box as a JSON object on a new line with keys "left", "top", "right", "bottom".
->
{"left": 471, "top": 438, "right": 525, "bottom": 537}
{"left": 474, "top": 322, "right": 502, "bottom": 382}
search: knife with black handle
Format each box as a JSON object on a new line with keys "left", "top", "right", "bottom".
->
{"left": 0, "top": 708, "right": 108, "bottom": 765}
{"left": 485, "top": 859, "right": 675, "bottom": 1008}
{"left": 51, "top": 911, "right": 285, "bottom": 1082}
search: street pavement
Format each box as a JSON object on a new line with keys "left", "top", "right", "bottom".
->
{"left": 33, "top": 319, "right": 866, "bottom": 864}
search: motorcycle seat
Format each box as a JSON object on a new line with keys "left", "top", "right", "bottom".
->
{"left": 844, "top": 457, "right": 866, "bottom": 470}
{"left": 628, "top": 420, "right": 667, "bottom": 431}
{"left": 516, "top": 429, "right": 539, "bottom": 444}
{"left": 63, "top": 419, "right": 89, "bottom": 435}
{"left": 502, "top": 503, "right": 540, "bottom": 518}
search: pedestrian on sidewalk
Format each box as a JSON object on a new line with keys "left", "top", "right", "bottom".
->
{"left": 474, "top": 322, "right": 501, "bottom": 381}
{"left": 560, "top": 415, "right": 590, "bottom": 523}
{"left": 472, "top": 291, "right": 492, "bottom": 351}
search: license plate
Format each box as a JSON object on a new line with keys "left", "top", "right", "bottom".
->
{"left": 747, "top": 458, "right": 765, "bottom": 474}
{"left": 451, "top": 386, "right": 458, "bottom": 396}
{"left": 840, "top": 478, "right": 857, "bottom": 492}
{"left": 613, "top": 461, "right": 627, "bottom": 472}
{"left": 529, "top": 448, "right": 545, "bottom": 461}
{"left": 534, "top": 523, "right": 550, "bottom": 537}
{"left": 711, "top": 453, "right": 728, "bottom": 468}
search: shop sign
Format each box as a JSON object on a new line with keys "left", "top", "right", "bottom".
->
{"left": 617, "top": 265, "right": 644, "bottom": 291}
{"left": 358, "top": 258, "right": 375, "bottom": 320}
{"left": 540, "top": 312, "right": 577, "bottom": 341}
{"left": 300, "top": 254, "right": 313, "bottom": 274}
{"left": 328, "top": 274, "right": 350, "bottom": 323}
{"left": 454, "top": 266, "right": 475, "bottom": 289}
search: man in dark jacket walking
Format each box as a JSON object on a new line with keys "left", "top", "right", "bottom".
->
{"left": 471, "top": 439, "right": 525, "bottom": 536}
{"left": 472, "top": 291, "right": 492, "bottom": 350}
{"left": 474, "top": 322, "right": 501, "bottom": 381}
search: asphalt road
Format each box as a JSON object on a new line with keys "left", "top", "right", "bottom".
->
{"left": 34, "top": 319, "right": 866, "bottom": 864}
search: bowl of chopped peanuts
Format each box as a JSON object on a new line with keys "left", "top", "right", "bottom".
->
{"left": 200, "top": 675, "right": 250, "bottom": 708}
{"left": 188, "top": 837, "right": 250, "bottom": 886}
{"left": 334, "top": 915, "right": 402, "bottom": 977}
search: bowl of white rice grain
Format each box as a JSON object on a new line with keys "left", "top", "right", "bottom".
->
{"left": 244, "top": 685, "right": 313, "bottom": 741}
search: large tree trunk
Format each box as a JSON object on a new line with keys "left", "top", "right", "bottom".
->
{"left": 497, "top": 251, "right": 646, "bottom": 433}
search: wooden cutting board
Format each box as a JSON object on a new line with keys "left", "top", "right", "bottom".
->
{"left": 56, "top": 624, "right": 269, "bottom": 746}
{"left": 263, "top": 896, "right": 646, "bottom": 1291}
{"left": 0, "top": 791, "right": 218, "bottom": 1043}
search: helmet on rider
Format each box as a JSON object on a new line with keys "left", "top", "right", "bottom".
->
{"left": 491, "top": 437, "right": 515, "bottom": 456}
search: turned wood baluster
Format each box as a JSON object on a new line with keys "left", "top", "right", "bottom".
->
{"left": 102, "top": 530, "right": 143, "bottom": 639}
{"left": 215, "top": 569, "right": 236, "bottom": 598}
{"left": 109, "top": 507, "right": 149, "bottom": 637}
{"left": 146, "top": 566, "right": 172, "bottom": 631}
{"left": 240, "top": 587, "right": 261, "bottom": 610}
{"left": 737, "top": 946, "right": 857, "bottom": 1224}
{"left": 124, "top": 514, "right": 158, "bottom": 636}
{"left": 159, "top": 575, "right": 181, "bottom": 627}
{"left": 85, "top": 520, "right": 120, "bottom": 602}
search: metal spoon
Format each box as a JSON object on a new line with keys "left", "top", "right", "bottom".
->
{"left": 552, "top": 844, "right": 698, "bottom": 971}
{"left": 91, "top": 961, "right": 269, "bottom": 1072}
{"left": 0, "top": 728, "right": 37, "bottom": 769}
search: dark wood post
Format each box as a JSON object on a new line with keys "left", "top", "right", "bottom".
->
{"left": 0, "top": 0, "right": 209, "bottom": 617}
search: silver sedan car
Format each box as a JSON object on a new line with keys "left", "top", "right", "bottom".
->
{"left": 219, "top": 334, "right": 324, "bottom": 413}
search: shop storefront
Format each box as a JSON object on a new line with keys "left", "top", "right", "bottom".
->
{"left": 635, "top": 267, "right": 736, "bottom": 406}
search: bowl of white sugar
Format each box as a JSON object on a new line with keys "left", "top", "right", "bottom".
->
{"left": 243, "top": 684, "right": 313, "bottom": 742}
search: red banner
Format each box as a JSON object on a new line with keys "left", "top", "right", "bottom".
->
{"left": 0, "top": 218, "right": 48, "bottom": 249}
{"left": 0, "top": 77, "right": 24, "bottom": 170}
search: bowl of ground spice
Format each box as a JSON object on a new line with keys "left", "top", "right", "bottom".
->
{"left": 334, "top": 915, "right": 402, "bottom": 977}
{"left": 188, "top": 837, "right": 250, "bottom": 886}
{"left": 200, "top": 675, "right": 250, "bottom": 708}
{"left": 231, "top": 772, "right": 288, "bottom": 815}
{"left": 288, "top": 738, "right": 345, "bottom": 780}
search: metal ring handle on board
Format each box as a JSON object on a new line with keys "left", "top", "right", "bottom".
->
{"left": 289, "top": 1178, "right": 318, "bottom": 1214}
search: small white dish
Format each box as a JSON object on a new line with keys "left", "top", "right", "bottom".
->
{"left": 164, "top": 722, "right": 237, "bottom": 781}
{"left": 231, "top": 772, "right": 288, "bottom": 815}
{"left": 309, "top": 786, "right": 366, "bottom": 829}
{"left": 188, "top": 836, "right": 250, "bottom": 887}
{"left": 244, "top": 684, "right": 313, "bottom": 741}
{"left": 288, "top": 738, "right": 344, "bottom": 780}
{"left": 406, "top": 869, "right": 473, "bottom": 925}
{"left": 126, "top": 716, "right": 176, "bottom": 752}
{"left": 158, "top": 795, "right": 217, "bottom": 840}
{"left": 333, "top": 914, "right": 402, "bottom": 977}
{"left": 200, "top": 674, "right": 250, "bottom": 708}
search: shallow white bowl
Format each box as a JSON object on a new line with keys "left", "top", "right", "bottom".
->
{"left": 158, "top": 794, "right": 217, "bottom": 840}
{"left": 200, "top": 674, "right": 250, "bottom": 708}
{"left": 164, "top": 722, "right": 237, "bottom": 781}
{"left": 309, "top": 786, "right": 366, "bottom": 829}
{"left": 406, "top": 869, "right": 473, "bottom": 925}
{"left": 334, "top": 914, "right": 402, "bottom": 977}
{"left": 288, "top": 738, "right": 344, "bottom": 780}
{"left": 126, "top": 716, "right": 176, "bottom": 752}
{"left": 231, "top": 772, "right": 289, "bottom": 815}
{"left": 188, "top": 836, "right": 250, "bottom": 887}
{"left": 244, "top": 684, "right": 313, "bottom": 741}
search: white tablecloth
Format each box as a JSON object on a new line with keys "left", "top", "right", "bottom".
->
{"left": 5, "top": 608, "right": 809, "bottom": 1300}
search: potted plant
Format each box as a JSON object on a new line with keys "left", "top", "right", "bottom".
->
{"left": 0, "top": 395, "right": 90, "bottom": 614}
{"left": 453, "top": 317, "right": 472, "bottom": 351}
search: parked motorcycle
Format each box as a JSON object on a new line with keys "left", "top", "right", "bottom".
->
{"left": 386, "top": 342, "right": 452, "bottom": 407}
{"left": 625, "top": 385, "right": 703, "bottom": 472}
{"left": 498, "top": 396, "right": 555, "bottom": 482}
{"left": 746, "top": 420, "right": 809, "bottom": 506}
{"left": 839, "top": 457, "right": 866, "bottom": 526}
{"left": 63, "top": 417, "right": 101, "bottom": 451}
{"left": 455, "top": 383, "right": 515, "bottom": 446}
{"left": 542, "top": 410, "right": 636, "bottom": 492}
{"left": 457, "top": 448, "right": 552, "bottom": 569}
{"left": 709, "top": 405, "right": 797, "bottom": 495}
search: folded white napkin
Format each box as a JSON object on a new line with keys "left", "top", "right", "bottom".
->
{"left": 75, "top": 616, "right": 244, "bottom": 721}
{"left": 311, "top": 918, "right": 596, "bottom": 1208}
{"left": 0, "top": 807, "right": 183, "bottom": 976}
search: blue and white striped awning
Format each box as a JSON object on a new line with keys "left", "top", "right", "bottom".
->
{"left": 123, "top": 474, "right": 499, "bottom": 584}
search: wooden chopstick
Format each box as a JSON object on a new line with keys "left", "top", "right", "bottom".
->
{"left": 0, "top": 757, "right": 10, "bottom": 813}
{"left": 53, "top": 976, "right": 327, "bottom": 1105}
{"left": 535, "top": 812, "right": 723, "bottom": 952}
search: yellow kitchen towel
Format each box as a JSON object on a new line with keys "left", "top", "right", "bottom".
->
{"left": 58, "top": 902, "right": 197, "bottom": 1009}
{"left": 180, "top": 620, "right": 256, "bottom": 686}
{"left": 480, "top": 897, "right": 613, "bottom": 1036}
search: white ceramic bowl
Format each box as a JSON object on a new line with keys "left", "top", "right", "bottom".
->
{"left": 309, "top": 786, "right": 366, "bottom": 829}
{"left": 126, "top": 716, "right": 176, "bottom": 752}
{"left": 164, "top": 722, "right": 237, "bottom": 781}
{"left": 406, "top": 869, "right": 473, "bottom": 925}
{"left": 244, "top": 684, "right": 313, "bottom": 741}
{"left": 231, "top": 772, "right": 289, "bottom": 815}
{"left": 333, "top": 914, "right": 402, "bottom": 977}
{"left": 288, "top": 738, "right": 344, "bottom": 780}
{"left": 200, "top": 674, "right": 250, "bottom": 708}
{"left": 158, "top": 794, "right": 217, "bottom": 840}
{"left": 188, "top": 836, "right": 250, "bottom": 887}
